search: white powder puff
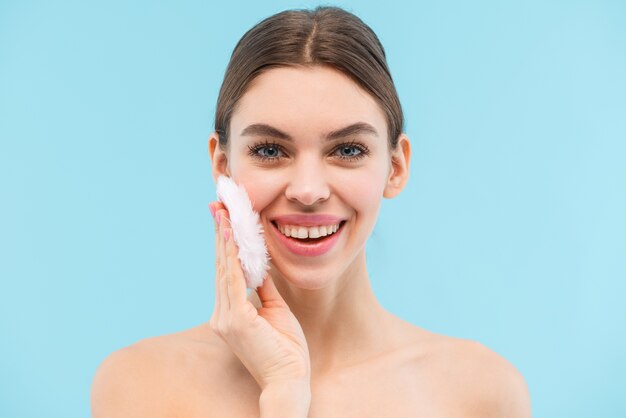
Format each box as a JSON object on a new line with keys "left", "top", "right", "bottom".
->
{"left": 216, "top": 175, "right": 269, "bottom": 289}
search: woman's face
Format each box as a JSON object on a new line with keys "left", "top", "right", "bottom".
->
{"left": 211, "top": 65, "right": 408, "bottom": 289}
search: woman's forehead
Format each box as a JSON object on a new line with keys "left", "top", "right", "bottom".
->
{"left": 231, "top": 66, "right": 387, "bottom": 139}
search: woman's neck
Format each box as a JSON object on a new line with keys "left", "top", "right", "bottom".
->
{"left": 248, "top": 250, "right": 397, "bottom": 375}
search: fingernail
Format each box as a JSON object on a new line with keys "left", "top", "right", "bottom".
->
{"left": 223, "top": 228, "right": 230, "bottom": 242}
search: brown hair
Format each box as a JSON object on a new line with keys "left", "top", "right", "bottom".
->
{"left": 214, "top": 6, "right": 404, "bottom": 150}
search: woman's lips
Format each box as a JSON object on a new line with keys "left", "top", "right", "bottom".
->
{"left": 270, "top": 221, "right": 345, "bottom": 257}
{"left": 270, "top": 214, "right": 346, "bottom": 226}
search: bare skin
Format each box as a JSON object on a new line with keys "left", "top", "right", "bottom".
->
{"left": 91, "top": 66, "right": 531, "bottom": 417}
{"left": 91, "top": 314, "right": 530, "bottom": 417}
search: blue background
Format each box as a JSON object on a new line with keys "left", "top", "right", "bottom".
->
{"left": 1, "top": 0, "right": 625, "bottom": 416}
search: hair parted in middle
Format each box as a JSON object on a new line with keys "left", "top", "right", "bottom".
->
{"left": 214, "top": 6, "right": 404, "bottom": 151}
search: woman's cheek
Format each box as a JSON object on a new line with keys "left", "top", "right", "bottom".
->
{"left": 236, "top": 171, "right": 285, "bottom": 213}
{"left": 336, "top": 166, "right": 387, "bottom": 207}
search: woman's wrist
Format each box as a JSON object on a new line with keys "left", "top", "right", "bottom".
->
{"left": 259, "top": 380, "right": 311, "bottom": 418}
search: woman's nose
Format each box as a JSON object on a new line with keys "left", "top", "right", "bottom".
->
{"left": 284, "top": 159, "right": 331, "bottom": 206}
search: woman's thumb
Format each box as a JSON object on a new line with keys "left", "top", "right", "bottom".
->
{"left": 256, "top": 274, "right": 288, "bottom": 309}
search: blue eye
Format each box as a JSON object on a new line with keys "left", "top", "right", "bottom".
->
{"left": 334, "top": 143, "right": 369, "bottom": 161}
{"left": 336, "top": 145, "right": 364, "bottom": 159}
{"left": 257, "top": 145, "right": 281, "bottom": 158}
{"left": 248, "top": 142, "right": 285, "bottom": 161}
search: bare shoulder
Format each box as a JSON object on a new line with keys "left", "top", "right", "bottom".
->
{"left": 91, "top": 337, "right": 173, "bottom": 417}
{"left": 423, "top": 333, "right": 532, "bottom": 418}
{"left": 90, "top": 325, "right": 223, "bottom": 418}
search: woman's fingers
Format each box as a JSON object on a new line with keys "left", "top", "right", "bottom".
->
{"left": 210, "top": 201, "right": 257, "bottom": 335}
{"left": 224, "top": 221, "right": 248, "bottom": 308}
{"left": 256, "top": 273, "right": 288, "bottom": 309}
{"left": 219, "top": 208, "right": 248, "bottom": 309}
{"left": 218, "top": 210, "right": 230, "bottom": 314}
{"left": 209, "top": 202, "right": 222, "bottom": 327}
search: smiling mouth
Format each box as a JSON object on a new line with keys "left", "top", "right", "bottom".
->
{"left": 271, "top": 220, "right": 346, "bottom": 244}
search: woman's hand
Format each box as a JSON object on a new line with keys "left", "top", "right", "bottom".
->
{"left": 209, "top": 201, "right": 311, "bottom": 392}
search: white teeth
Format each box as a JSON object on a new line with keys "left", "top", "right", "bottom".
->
{"left": 309, "top": 227, "right": 320, "bottom": 239}
{"left": 276, "top": 222, "right": 341, "bottom": 240}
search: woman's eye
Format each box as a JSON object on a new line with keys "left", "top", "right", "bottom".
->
{"left": 257, "top": 146, "right": 281, "bottom": 158}
{"left": 248, "top": 142, "right": 284, "bottom": 161}
{"left": 334, "top": 143, "right": 369, "bottom": 161}
{"left": 336, "top": 145, "right": 362, "bottom": 158}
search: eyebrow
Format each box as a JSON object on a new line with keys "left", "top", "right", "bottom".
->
{"left": 240, "top": 122, "right": 379, "bottom": 141}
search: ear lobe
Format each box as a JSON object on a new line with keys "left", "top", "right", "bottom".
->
{"left": 383, "top": 135, "right": 411, "bottom": 199}
{"left": 208, "top": 133, "right": 230, "bottom": 182}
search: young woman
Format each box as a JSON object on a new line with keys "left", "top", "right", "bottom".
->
{"left": 92, "top": 6, "right": 530, "bottom": 417}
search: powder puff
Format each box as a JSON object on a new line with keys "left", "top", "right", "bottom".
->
{"left": 216, "top": 175, "right": 269, "bottom": 289}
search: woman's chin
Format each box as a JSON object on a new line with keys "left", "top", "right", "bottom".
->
{"left": 268, "top": 263, "right": 339, "bottom": 291}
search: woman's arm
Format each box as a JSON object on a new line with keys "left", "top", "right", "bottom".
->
{"left": 259, "top": 380, "right": 311, "bottom": 418}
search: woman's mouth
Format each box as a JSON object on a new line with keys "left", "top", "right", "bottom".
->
{"left": 270, "top": 220, "right": 346, "bottom": 257}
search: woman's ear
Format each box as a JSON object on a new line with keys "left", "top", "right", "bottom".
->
{"left": 208, "top": 132, "right": 230, "bottom": 181}
{"left": 383, "top": 134, "right": 411, "bottom": 199}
